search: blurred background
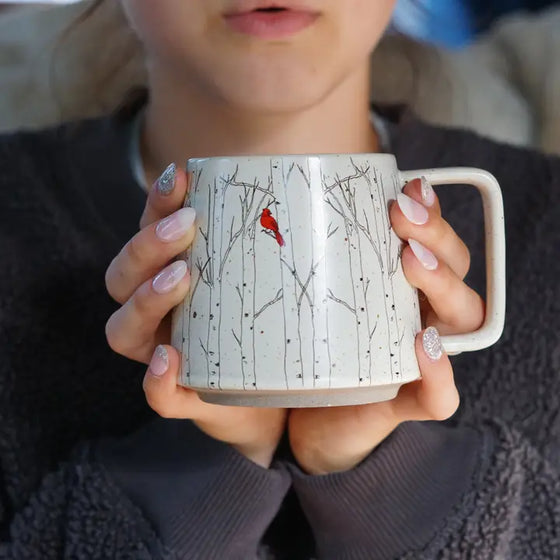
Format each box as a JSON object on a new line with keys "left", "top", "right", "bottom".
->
{"left": 0, "top": 0, "right": 559, "bottom": 154}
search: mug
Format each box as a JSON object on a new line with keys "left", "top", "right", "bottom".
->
{"left": 171, "top": 154, "right": 505, "bottom": 407}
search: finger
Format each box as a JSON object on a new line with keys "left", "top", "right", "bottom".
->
{"left": 390, "top": 180, "right": 470, "bottom": 280}
{"left": 143, "top": 344, "right": 206, "bottom": 419}
{"left": 106, "top": 206, "right": 196, "bottom": 304}
{"left": 401, "top": 241, "right": 485, "bottom": 333}
{"left": 139, "top": 163, "right": 190, "bottom": 229}
{"left": 391, "top": 327, "right": 460, "bottom": 422}
{"left": 105, "top": 260, "right": 190, "bottom": 362}
{"left": 403, "top": 176, "right": 441, "bottom": 216}
{"left": 143, "top": 346, "right": 288, "bottom": 455}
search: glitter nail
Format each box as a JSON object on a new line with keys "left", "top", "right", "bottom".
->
{"left": 157, "top": 163, "right": 176, "bottom": 196}
{"left": 423, "top": 326, "right": 443, "bottom": 361}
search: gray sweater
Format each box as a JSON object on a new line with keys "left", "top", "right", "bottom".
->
{"left": 0, "top": 106, "right": 559, "bottom": 559}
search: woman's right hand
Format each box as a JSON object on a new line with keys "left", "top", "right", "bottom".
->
{"left": 104, "top": 164, "right": 286, "bottom": 468}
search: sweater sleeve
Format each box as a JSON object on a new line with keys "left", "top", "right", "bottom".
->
{"left": 288, "top": 419, "right": 560, "bottom": 560}
{"left": 0, "top": 418, "right": 291, "bottom": 560}
{"left": 96, "top": 417, "right": 291, "bottom": 559}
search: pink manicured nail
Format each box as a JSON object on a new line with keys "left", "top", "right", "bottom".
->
{"left": 155, "top": 207, "right": 196, "bottom": 242}
{"left": 420, "top": 176, "right": 436, "bottom": 207}
{"left": 149, "top": 345, "right": 169, "bottom": 377}
{"left": 422, "top": 327, "right": 443, "bottom": 361}
{"left": 408, "top": 238, "right": 438, "bottom": 270}
{"left": 397, "top": 193, "right": 429, "bottom": 225}
{"left": 152, "top": 260, "right": 188, "bottom": 294}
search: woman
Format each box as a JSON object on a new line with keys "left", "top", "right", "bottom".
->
{"left": 0, "top": 1, "right": 558, "bottom": 558}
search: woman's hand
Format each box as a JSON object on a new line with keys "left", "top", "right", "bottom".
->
{"left": 289, "top": 177, "right": 483, "bottom": 475}
{"left": 104, "top": 164, "right": 286, "bottom": 468}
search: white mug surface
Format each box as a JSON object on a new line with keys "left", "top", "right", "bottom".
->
{"left": 171, "top": 154, "right": 505, "bottom": 407}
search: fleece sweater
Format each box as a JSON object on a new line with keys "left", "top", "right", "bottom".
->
{"left": 0, "top": 106, "right": 559, "bottom": 559}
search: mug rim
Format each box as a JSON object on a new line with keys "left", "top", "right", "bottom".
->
{"left": 187, "top": 153, "right": 397, "bottom": 165}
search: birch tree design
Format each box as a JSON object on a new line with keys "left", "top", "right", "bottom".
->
{"left": 174, "top": 155, "right": 421, "bottom": 393}
{"left": 271, "top": 158, "right": 331, "bottom": 389}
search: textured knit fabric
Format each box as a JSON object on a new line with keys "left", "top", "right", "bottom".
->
{"left": 0, "top": 107, "right": 559, "bottom": 559}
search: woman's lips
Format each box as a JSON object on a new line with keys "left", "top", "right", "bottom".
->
{"left": 224, "top": 9, "right": 319, "bottom": 39}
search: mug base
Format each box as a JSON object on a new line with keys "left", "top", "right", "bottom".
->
{"left": 196, "top": 382, "right": 408, "bottom": 408}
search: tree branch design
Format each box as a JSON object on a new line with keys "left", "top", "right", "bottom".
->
{"left": 327, "top": 288, "right": 356, "bottom": 314}
{"left": 254, "top": 288, "right": 283, "bottom": 320}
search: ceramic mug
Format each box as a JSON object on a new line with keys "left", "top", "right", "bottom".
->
{"left": 171, "top": 154, "right": 505, "bottom": 407}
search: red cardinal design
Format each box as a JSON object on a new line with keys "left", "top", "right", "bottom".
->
{"left": 260, "top": 208, "right": 285, "bottom": 247}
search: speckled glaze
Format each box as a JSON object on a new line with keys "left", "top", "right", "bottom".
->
{"left": 171, "top": 155, "right": 506, "bottom": 407}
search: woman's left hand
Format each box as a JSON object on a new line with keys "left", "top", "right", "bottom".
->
{"left": 289, "top": 177, "right": 485, "bottom": 475}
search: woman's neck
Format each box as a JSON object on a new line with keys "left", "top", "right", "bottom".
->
{"left": 140, "top": 61, "right": 379, "bottom": 186}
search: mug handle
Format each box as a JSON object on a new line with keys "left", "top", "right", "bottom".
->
{"left": 399, "top": 168, "right": 506, "bottom": 354}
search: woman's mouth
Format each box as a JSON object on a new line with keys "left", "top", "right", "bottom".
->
{"left": 224, "top": 5, "right": 320, "bottom": 39}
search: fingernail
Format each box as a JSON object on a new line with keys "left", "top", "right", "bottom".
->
{"left": 152, "top": 260, "right": 188, "bottom": 294}
{"left": 156, "top": 207, "right": 196, "bottom": 242}
{"left": 397, "top": 193, "right": 429, "bottom": 225}
{"left": 156, "top": 163, "right": 176, "bottom": 196}
{"left": 420, "top": 176, "right": 435, "bottom": 207}
{"left": 423, "top": 326, "right": 443, "bottom": 362}
{"left": 149, "top": 345, "right": 169, "bottom": 377}
{"left": 408, "top": 238, "right": 438, "bottom": 270}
